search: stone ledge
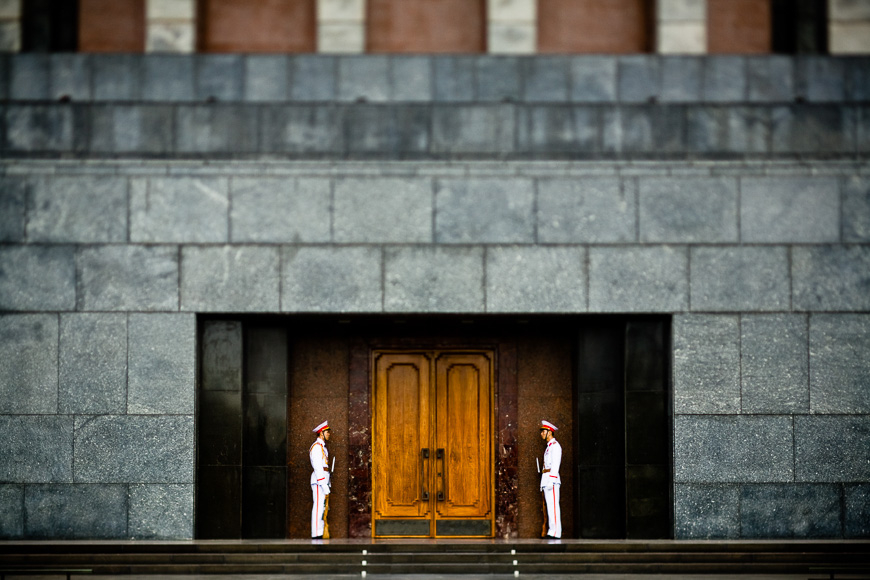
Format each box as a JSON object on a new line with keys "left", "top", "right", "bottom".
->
{"left": 2, "top": 54, "right": 868, "bottom": 105}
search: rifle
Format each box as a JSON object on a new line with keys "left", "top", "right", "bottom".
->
{"left": 538, "top": 458, "right": 546, "bottom": 537}
{"left": 323, "top": 455, "right": 335, "bottom": 539}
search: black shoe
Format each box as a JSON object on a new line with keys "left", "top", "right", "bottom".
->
{"left": 312, "top": 535, "right": 323, "bottom": 539}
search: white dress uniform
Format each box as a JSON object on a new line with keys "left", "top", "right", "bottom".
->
{"left": 310, "top": 421, "right": 331, "bottom": 538}
{"left": 540, "top": 420, "right": 562, "bottom": 538}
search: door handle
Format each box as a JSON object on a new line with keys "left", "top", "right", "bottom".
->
{"left": 436, "top": 448, "right": 445, "bottom": 501}
{"left": 421, "top": 448, "right": 429, "bottom": 501}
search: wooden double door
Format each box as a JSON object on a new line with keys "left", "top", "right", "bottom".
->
{"left": 372, "top": 350, "right": 494, "bottom": 537}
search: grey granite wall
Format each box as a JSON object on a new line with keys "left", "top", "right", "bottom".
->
{"left": 0, "top": 53, "right": 868, "bottom": 539}
{"left": 0, "top": 54, "right": 868, "bottom": 158}
{"left": 1, "top": 158, "right": 868, "bottom": 539}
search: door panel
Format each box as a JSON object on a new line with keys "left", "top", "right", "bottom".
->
{"left": 373, "top": 353, "right": 432, "bottom": 521}
{"left": 435, "top": 354, "right": 491, "bottom": 519}
{"left": 373, "top": 350, "right": 493, "bottom": 537}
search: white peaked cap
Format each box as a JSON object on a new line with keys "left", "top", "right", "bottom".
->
{"left": 313, "top": 420, "right": 330, "bottom": 433}
{"left": 540, "top": 420, "right": 558, "bottom": 431}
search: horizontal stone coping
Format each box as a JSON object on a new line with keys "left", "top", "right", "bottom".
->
{"left": 3, "top": 158, "right": 869, "bottom": 177}
{"left": 1, "top": 54, "right": 868, "bottom": 105}
{"left": 1, "top": 102, "right": 868, "bottom": 158}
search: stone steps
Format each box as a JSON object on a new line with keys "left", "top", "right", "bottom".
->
{"left": 1, "top": 541, "right": 868, "bottom": 575}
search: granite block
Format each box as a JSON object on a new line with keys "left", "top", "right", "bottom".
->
{"left": 175, "top": 105, "right": 258, "bottom": 154}
{"left": 129, "top": 484, "right": 193, "bottom": 539}
{"left": 338, "top": 55, "right": 389, "bottom": 102}
{"left": 740, "top": 484, "right": 841, "bottom": 539}
{"left": 0, "top": 415, "right": 72, "bottom": 482}
{"left": 142, "top": 55, "right": 194, "bottom": 101}
{"left": 771, "top": 105, "right": 853, "bottom": 154}
{"left": 344, "top": 104, "right": 429, "bottom": 157}
{"left": 639, "top": 177, "right": 737, "bottom": 243}
{"left": 537, "top": 177, "right": 636, "bottom": 243}
{"left": 702, "top": 56, "right": 747, "bottom": 103}
{"left": 846, "top": 57, "right": 870, "bottom": 102}
{"left": 0, "top": 485, "right": 23, "bottom": 538}
{"left": 10, "top": 53, "right": 49, "bottom": 100}
{"left": 384, "top": 246, "right": 484, "bottom": 312}
{"left": 843, "top": 175, "right": 870, "bottom": 242}
{"left": 618, "top": 56, "right": 659, "bottom": 103}
{"left": 244, "top": 55, "right": 289, "bottom": 102}
{"left": 588, "top": 246, "right": 688, "bottom": 313}
{"left": 570, "top": 57, "right": 617, "bottom": 103}
{"left": 475, "top": 56, "right": 520, "bottom": 102}
{"left": 74, "top": 415, "right": 194, "bottom": 483}
{"left": 619, "top": 105, "right": 686, "bottom": 155}
{"left": 77, "top": 245, "right": 179, "bottom": 311}
{"left": 516, "top": 105, "right": 598, "bottom": 155}
{"left": 485, "top": 246, "right": 586, "bottom": 313}
{"left": 690, "top": 246, "right": 790, "bottom": 311}
{"left": 435, "top": 178, "right": 534, "bottom": 243}
{"left": 0, "top": 176, "right": 27, "bottom": 242}
{"left": 688, "top": 105, "right": 772, "bottom": 154}
{"left": 195, "top": 54, "right": 243, "bottom": 101}
{"left": 27, "top": 176, "right": 127, "bottom": 243}
{"left": 130, "top": 177, "right": 229, "bottom": 243}
{"left": 432, "top": 56, "right": 475, "bottom": 102}
{"left": 59, "top": 313, "right": 127, "bottom": 415}
{"left": 674, "top": 415, "right": 794, "bottom": 483}
{"left": 660, "top": 57, "right": 701, "bottom": 103}
{"left": 673, "top": 314, "right": 740, "bottom": 414}
{"left": 0, "top": 55, "right": 6, "bottom": 100}
{"left": 181, "top": 246, "right": 280, "bottom": 312}
{"left": 674, "top": 484, "right": 739, "bottom": 539}
{"left": 390, "top": 56, "right": 432, "bottom": 102}
{"left": 128, "top": 313, "right": 196, "bottom": 415}
{"left": 746, "top": 56, "right": 794, "bottom": 102}
{"left": 741, "top": 177, "right": 839, "bottom": 243}
{"left": 859, "top": 106, "right": 870, "bottom": 153}
{"left": 230, "top": 177, "right": 331, "bottom": 243}
{"left": 4, "top": 105, "right": 73, "bottom": 152}
{"left": 522, "top": 56, "right": 569, "bottom": 102}
{"left": 281, "top": 246, "right": 382, "bottom": 313}
{"left": 92, "top": 55, "right": 142, "bottom": 101}
{"left": 260, "top": 104, "right": 344, "bottom": 155}
{"left": 334, "top": 177, "right": 432, "bottom": 242}
{"left": 289, "top": 55, "right": 337, "bottom": 101}
{"left": 741, "top": 314, "right": 809, "bottom": 414}
{"left": 49, "top": 54, "right": 91, "bottom": 101}
{"left": 89, "top": 105, "right": 174, "bottom": 154}
{"left": 793, "top": 246, "right": 870, "bottom": 312}
{"left": 0, "top": 245, "right": 76, "bottom": 311}
{"left": 845, "top": 484, "right": 870, "bottom": 538}
{"left": 25, "top": 484, "right": 127, "bottom": 539}
{"left": 796, "top": 57, "right": 845, "bottom": 103}
{"left": 809, "top": 314, "right": 870, "bottom": 413}
{"left": 795, "top": 416, "right": 870, "bottom": 482}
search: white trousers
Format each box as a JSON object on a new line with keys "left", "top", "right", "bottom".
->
{"left": 311, "top": 484, "right": 327, "bottom": 537}
{"left": 543, "top": 484, "right": 561, "bottom": 538}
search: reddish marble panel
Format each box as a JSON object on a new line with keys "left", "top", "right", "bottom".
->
{"left": 198, "top": 0, "right": 316, "bottom": 53}
{"left": 367, "top": 0, "right": 486, "bottom": 53}
{"left": 79, "top": 0, "right": 145, "bottom": 53}
{"left": 538, "top": 0, "right": 653, "bottom": 54}
{"left": 708, "top": 0, "right": 771, "bottom": 54}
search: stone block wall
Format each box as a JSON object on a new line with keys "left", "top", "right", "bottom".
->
{"left": 1, "top": 158, "right": 868, "bottom": 539}
{"left": 0, "top": 54, "right": 868, "bottom": 539}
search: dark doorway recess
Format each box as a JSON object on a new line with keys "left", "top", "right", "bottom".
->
{"left": 575, "top": 319, "right": 673, "bottom": 539}
{"left": 195, "top": 314, "right": 672, "bottom": 540}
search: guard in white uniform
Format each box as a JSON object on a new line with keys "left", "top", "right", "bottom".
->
{"left": 539, "top": 420, "right": 562, "bottom": 539}
{"left": 310, "top": 420, "right": 331, "bottom": 538}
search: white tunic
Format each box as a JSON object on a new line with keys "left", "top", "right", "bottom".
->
{"left": 309, "top": 439, "right": 330, "bottom": 490}
{"left": 540, "top": 438, "right": 562, "bottom": 490}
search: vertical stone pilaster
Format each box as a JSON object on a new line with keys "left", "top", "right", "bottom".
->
{"left": 0, "top": 0, "right": 21, "bottom": 52}
{"left": 318, "top": 0, "right": 365, "bottom": 53}
{"left": 657, "top": 0, "right": 706, "bottom": 54}
{"left": 487, "top": 0, "right": 536, "bottom": 54}
{"left": 829, "top": 0, "right": 870, "bottom": 54}
{"left": 146, "top": 0, "right": 195, "bottom": 53}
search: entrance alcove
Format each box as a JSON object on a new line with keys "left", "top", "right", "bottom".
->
{"left": 195, "top": 315, "right": 672, "bottom": 540}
